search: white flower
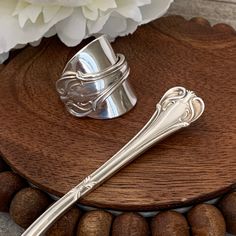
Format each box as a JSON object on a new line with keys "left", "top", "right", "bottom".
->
{"left": 0, "top": 0, "right": 173, "bottom": 63}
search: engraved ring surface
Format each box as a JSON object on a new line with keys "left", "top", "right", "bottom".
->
{"left": 56, "top": 35, "right": 137, "bottom": 119}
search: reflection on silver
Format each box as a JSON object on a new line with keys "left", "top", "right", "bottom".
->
{"left": 56, "top": 35, "right": 137, "bottom": 119}
{"left": 22, "top": 86, "right": 205, "bottom": 236}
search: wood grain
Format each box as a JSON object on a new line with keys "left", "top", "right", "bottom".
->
{"left": 0, "top": 65, "right": 4, "bottom": 73}
{"left": 0, "top": 16, "right": 236, "bottom": 211}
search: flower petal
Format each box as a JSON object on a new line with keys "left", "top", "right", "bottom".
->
{"left": 24, "top": 5, "right": 42, "bottom": 23}
{"left": 42, "top": 5, "right": 61, "bottom": 23}
{"left": 116, "top": 5, "right": 142, "bottom": 22}
{"left": 25, "top": 0, "right": 90, "bottom": 7}
{"left": 0, "top": 4, "right": 73, "bottom": 53}
{"left": 0, "top": 0, "right": 173, "bottom": 59}
{"left": 82, "top": 4, "right": 98, "bottom": 21}
{"left": 136, "top": 0, "right": 151, "bottom": 7}
{"left": 44, "top": 26, "right": 57, "bottom": 37}
{"left": 18, "top": 12, "right": 29, "bottom": 28}
{"left": 87, "top": 13, "right": 110, "bottom": 34}
{"left": 12, "top": 1, "right": 29, "bottom": 16}
{"left": 56, "top": 8, "right": 86, "bottom": 46}
{"left": 94, "top": 0, "right": 117, "bottom": 11}
{"left": 140, "top": 0, "right": 174, "bottom": 24}
{"left": 30, "top": 38, "right": 42, "bottom": 46}
{"left": 119, "top": 18, "right": 138, "bottom": 36}
{"left": 0, "top": 52, "right": 9, "bottom": 64}
{"left": 100, "top": 13, "right": 127, "bottom": 38}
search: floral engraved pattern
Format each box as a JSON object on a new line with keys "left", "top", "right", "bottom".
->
{"left": 158, "top": 87, "right": 205, "bottom": 126}
{"left": 74, "top": 176, "right": 97, "bottom": 199}
{"left": 56, "top": 52, "right": 130, "bottom": 117}
{"left": 132, "top": 87, "right": 204, "bottom": 147}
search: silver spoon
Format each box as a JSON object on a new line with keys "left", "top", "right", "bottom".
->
{"left": 22, "top": 86, "right": 205, "bottom": 236}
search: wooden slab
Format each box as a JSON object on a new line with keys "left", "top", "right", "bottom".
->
{"left": 0, "top": 16, "right": 236, "bottom": 211}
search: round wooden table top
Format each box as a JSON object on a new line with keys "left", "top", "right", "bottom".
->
{"left": 0, "top": 16, "right": 236, "bottom": 211}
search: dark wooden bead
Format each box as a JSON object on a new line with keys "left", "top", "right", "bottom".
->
{"left": 213, "top": 24, "right": 236, "bottom": 34}
{"left": 190, "top": 17, "right": 211, "bottom": 27}
{"left": 10, "top": 187, "right": 51, "bottom": 228}
{"left": 0, "top": 171, "right": 26, "bottom": 211}
{"left": 76, "top": 210, "right": 112, "bottom": 236}
{"left": 46, "top": 207, "right": 82, "bottom": 236}
{"left": 187, "top": 203, "right": 226, "bottom": 236}
{"left": 112, "top": 212, "right": 149, "bottom": 236}
{"left": 218, "top": 192, "right": 236, "bottom": 235}
{"left": 151, "top": 211, "right": 189, "bottom": 236}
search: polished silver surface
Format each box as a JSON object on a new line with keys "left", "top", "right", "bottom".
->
{"left": 56, "top": 35, "right": 137, "bottom": 119}
{"left": 22, "top": 86, "right": 205, "bottom": 236}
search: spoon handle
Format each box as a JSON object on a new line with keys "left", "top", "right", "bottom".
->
{"left": 22, "top": 86, "right": 204, "bottom": 236}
